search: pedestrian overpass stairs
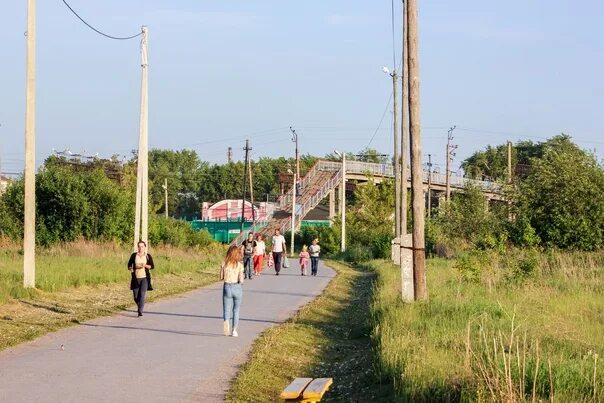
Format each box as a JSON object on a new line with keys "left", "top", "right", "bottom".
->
{"left": 233, "top": 159, "right": 500, "bottom": 244}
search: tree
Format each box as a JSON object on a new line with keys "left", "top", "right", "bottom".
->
{"left": 518, "top": 136, "right": 604, "bottom": 250}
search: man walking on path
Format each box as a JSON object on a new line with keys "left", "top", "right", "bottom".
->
{"left": 309, "top": 238, "right": 321, "bottom": 276}
{"left": 271, "top": 229, "right": 287, "bottom": 275}
{"left": 241, "top": 232, "right": 255, "bottom": 280}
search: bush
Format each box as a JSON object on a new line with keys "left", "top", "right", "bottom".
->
{"left": 341, "top": 244, "right": 372, "bottom": 264}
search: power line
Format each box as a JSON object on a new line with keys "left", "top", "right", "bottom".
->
{"left": 60, "top": 0, "right": 142, "bottom": 40}
{"left": 366, "top": 91, "right": 393, "bottom": 148}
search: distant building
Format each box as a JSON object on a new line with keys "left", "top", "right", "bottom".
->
{"left": 201, "top": 200, "right": 272, "bottom": 221}
{"left": 0, "top": 175, "right": 11, "bottom": 194}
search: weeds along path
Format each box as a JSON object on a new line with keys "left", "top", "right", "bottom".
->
{"left": 227, "top": 261, "right": 395, "bottom": 402}
{"left": 0, "top": 258, "right": 334, "bottom": 402}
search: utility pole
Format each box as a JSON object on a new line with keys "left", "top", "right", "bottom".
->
{"left": 240, "top": 139, "right": 251, "bottom": 233}
{"left": 399, "top": 0, "right": 414, "bottom": 302}
{"left": 427, "top": 154, "right": 432, "bottom": 217}
{"left": 392, "top": 71, "right": 401, "bottom": 239}
{"left": 290, "top": 172, "right": 296, "bottom": 256}
{"left": 407, "top": 0, "right": 427, "bottom": 301}
{"left": 338, "top": 152, "right": 347, "bottom": 252}
{"left": 162, "top": 178, "right": 168, "bottom": 218}
{"left": 133, "top": 26, "right": 149, "bottom": 251}
{"left": 227, "top": 147, "right": 233, "bottom": 163}
{"left": 290, "top": 127, "right": 300, "bottom": 191}
{"left": 445, "top": 125, "right": 456, "bottom": 203}
{"left": 383, "top": 67, "right": 401, "bottom": 238}
{"left": 400, "top": 0, "right": 409, "bottom": 236}
{"left": 23, "top": 0, "right": 36, "bottom": 288}
{"left": 248, "top": 155, "right": 256, "bottom": 232}
{"left": 507, "top": 141, "right": 512, "bottom": 183}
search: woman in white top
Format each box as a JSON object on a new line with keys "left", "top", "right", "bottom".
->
{"left": 253, "top": 233, "right": 266, "bottom": 276}
{"left": 220, "top": 245, "right": 245, "bottom": 337}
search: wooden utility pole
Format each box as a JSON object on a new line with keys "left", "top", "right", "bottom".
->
{"left": 407, "top": 0, "right": 427, "bottom": 300}
{"left": 23, "top": 0, "right": 36, "bottom": 288}
{"left": 445, "top": 125, "right": 456, "bottom": 202}
{"left": 248, "top": 156, "right": 256, "bottom": 231}
{"left": 392, "top": 71, "right": 401, "bottom": 239}
{"left": 507, "top": 141, "right": 512, "bottom": 183}
{"left": 400, "top": 0, "right": 409, "bottom": 236}
{"left": 133, "top": 26, "right": 149, "bottom": 251}
{"left": 427, "top": 154, "right": 432, "bottom": 217}
{"left": 399, "top": 0, "right": 414, "bottom": 302}
{"left": 240, "top": 139, "right": 251, "bottom": 233}
{"left": 163, "top": 178, "right": 168, "bottom": 218}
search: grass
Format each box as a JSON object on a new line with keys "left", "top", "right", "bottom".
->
{"left": 0, "top": 239, "right": 225, "bottom": 351}
{"left": 226, "top": 260, "right": 395, "bottom": 402}
{"left": 370, "top": 251, "right": 604, "bottom": 402}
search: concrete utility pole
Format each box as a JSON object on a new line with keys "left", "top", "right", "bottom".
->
{"left": 400, "top": 0, "right": 409, "bottom": 236}
{"left": 427, "top": 154, "right": 432, "bottom": 217}
{"left": 333, "top": 151, "right": 347, "bottom": 252}
{"left": 383, "top": 68, "right": 401, "bottom": 239}
{"left": 227, "top": 147, "right": 233, "bottom": 163}
{"left": 290, "top": 172, "right": 296, "bottom": 256}
{"left": 407, "top": 0, "right": 427, "bottom": 301}
{"left": 290, "top": 127, "right": 300, "bottom": 191}
{"left": 133, "top": 26, "right": 149, "bottom": 251}
{"left": 445, "top": 125, "right": 456, "bottom": 203}
{"left": 162, "top": 178, "right": 168, "bottom": 218}
{"left": 240, "top": 139, "right": 251, "bottom": 234}
{"left": 23, "top": 0, "right": 36, "bottom": 288}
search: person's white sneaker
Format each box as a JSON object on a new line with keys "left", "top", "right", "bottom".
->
{"left": 232, "top": 328, "right": 239, "bottom": 337}
{"left": 223, "top": 321, "right": 230, "bottom": 336}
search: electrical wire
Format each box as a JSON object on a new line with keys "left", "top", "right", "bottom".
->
{"left": 366, "top": 91, "right": 393, "bottom": 148}
{"left": 61, "top": 0, "right": 142, "bottom": 40}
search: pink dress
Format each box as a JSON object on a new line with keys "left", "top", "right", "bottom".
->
{"left": 299, "top": 251, "right": 310, "bottom": 270}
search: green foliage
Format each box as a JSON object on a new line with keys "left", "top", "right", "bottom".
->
{"left": 148, "top": 216, "right": 213, "bottom": 248}
{"left": 518, "top": 135, "right": 604, "bottom": 250}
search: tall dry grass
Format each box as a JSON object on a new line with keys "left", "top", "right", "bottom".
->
{"left": 369, "top": 251, "right": 604, "bottom": 402}
{"left": 0, "top": 238, "right": 225, "bottom": 303}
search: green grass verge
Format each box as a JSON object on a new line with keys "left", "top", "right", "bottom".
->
{"left": 370, "top": 257, "right": 604, "bottom": 402}
{"left": 226, "top": 260, "right": 395, "bottom": 402}
{"left": 0, "top": 242, "right": 225, "bottom": 351}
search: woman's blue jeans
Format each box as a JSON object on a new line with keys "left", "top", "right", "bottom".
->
{"left": 223, "top": 283, "right": 243, "bottom": 329}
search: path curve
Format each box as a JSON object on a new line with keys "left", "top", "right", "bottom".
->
{"left": 0, "top": 260, "right": 334, "bottom": 402}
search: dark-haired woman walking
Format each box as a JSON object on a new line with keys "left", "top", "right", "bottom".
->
{"left": 127, "top": 241, "right": 154, "bottom": 317}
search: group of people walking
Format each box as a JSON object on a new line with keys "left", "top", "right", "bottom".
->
{"left": 126, "top": 229, "right": 321, "bottom": 339}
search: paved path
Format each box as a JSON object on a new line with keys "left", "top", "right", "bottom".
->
{"left": 0, "top": 260, "right": 334, "bottom": 402}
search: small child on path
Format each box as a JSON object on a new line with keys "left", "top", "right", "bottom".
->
{"left": 299, "top": 245, "right": 310, "bottom": 276}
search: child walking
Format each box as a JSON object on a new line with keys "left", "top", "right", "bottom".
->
{"left": 299, "top": 245, "right": 310, "bottom": 276}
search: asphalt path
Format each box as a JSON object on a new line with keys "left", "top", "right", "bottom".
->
{"left": 0, "top": 259, "right": 334, "bottom": 402}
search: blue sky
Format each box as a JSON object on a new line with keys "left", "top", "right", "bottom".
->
{"left": 1, "top": 0, "right": 603, "bottom": 175}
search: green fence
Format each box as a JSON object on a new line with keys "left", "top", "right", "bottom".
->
{"left": 191, "top": 219, "right": 330, "bottom": 243}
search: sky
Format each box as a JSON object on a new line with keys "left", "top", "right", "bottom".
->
{"left": 1, "top": 0, "right": 603, "bottom": 176}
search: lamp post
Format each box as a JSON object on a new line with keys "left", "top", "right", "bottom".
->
{"left": 288, "top": 169, "right": 296, "bottom": 256}
{"left": 290, "top": 127, "right": 300, "bottom": 192}
{"left": 334, "top": 150, "right": 346, "bottom": 252}
{"left": 383, "top": 66, "right": 401, "bottom": 238}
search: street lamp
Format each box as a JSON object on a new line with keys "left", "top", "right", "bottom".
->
{"left": 334, "top": 150, "right": 346, "bottom": 253}
{"left": 287, "top": 168, "right": 296, "bottom": 256}
{"left": 383, "top": 66, "right": 401, "bottom": 238}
